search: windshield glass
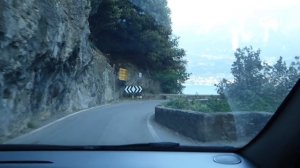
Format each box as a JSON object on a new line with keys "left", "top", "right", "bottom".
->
{"left": 1, "top": 0, "right": 299, "bottom": 148}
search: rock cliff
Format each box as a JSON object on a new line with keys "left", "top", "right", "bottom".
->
{"left": 0, "top": 0, "right": 117, "bottom": 139}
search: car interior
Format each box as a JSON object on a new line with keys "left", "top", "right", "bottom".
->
{"left": 1, "top": 0, "right": 299, "bottom": 167}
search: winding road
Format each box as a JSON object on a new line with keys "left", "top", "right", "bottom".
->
{"left": 7, "top": 100, "right": 199, "bottom": 146}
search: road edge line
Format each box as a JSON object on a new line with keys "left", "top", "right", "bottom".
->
{"left": 5, "top": 103, "right": 112, "bottom": 144}
{"left": 147, "top": 113, "right": 161, "bottom": 142}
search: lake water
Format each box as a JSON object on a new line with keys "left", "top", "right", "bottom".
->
{"left": 183, "top": 85, "right": 218, "bottom": 95}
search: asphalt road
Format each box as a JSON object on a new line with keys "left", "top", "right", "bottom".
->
{"left": 6, "top": 100, "right": 199, "bottom": 146}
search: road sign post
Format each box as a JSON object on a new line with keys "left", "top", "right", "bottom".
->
{"left": 124, "top": 85, "right": 143, "bottom": 95}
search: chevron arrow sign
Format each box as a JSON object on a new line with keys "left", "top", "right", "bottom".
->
{"left": 125, "top": 86, "right": 143, "bottom": 94}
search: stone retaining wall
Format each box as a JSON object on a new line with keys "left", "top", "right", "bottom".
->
{"left": 155, "top": 106, "right": 272, "bottom": 142}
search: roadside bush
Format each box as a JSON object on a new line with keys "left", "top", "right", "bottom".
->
{"left": 163, "top": 97, "right": 231, "bottom": 112}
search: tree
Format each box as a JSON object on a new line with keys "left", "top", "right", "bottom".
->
{"left": 217, "top": 46, "right": 267, "bottom": 111}
{"left": 128, "top": 0, "right": 172, "bottom": 30}
{"left": 288, "top": 56, "right": 300, "bottom": 88}
{"left": 89, "top": 0, "right": 189, "bottom": 93}
{"left": 216, "top": 47, "right": 300, "bottom": 112}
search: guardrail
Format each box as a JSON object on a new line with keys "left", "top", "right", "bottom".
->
{"left": 158, "top": 94, "right": 219, "bottom": 100}
{"left": 123, "top": 93, "right": 219, "bottom": 100}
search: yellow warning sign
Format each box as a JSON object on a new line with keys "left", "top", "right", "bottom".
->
{"left": 118, "top": 68, "right": 128, "bottom": 81}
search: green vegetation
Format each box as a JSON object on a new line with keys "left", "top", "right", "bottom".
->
{"left": 163, "top": 97, "right": 231, "bottom": 112}
{"left": 216, "top": 46, "right": 300, "bottom": 112}
{"left": 89, "top": 0, "right": 189, "bottom": 93}
{"left": 27, "top": 121, "right": 37, "bottom": 129}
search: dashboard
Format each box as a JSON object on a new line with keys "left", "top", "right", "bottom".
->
{"left": 0, "top": 151, "right": 255, "bottom": 168}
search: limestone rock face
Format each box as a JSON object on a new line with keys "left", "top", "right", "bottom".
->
{"left": 0, "top": 0, "right": 117, "bottom": 139}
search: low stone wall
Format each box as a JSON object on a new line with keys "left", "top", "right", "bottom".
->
{"left": 155, "top": 106, "right": 272, "bottom": 142}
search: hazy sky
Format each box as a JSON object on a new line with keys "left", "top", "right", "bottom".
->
{"left": 167, "top": 0, "right": 300, "bottom": 94}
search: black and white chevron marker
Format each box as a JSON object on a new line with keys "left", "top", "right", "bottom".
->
{"left": 125, "top": 86, "right": 143, "bottom": 94}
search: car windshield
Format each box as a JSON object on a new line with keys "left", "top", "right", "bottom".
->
{"left": 1, "top": 0, "right": 300, "bottom": 148}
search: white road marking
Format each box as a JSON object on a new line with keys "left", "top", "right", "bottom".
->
{"left": 147, "top": 113, "right": 161, "bottom": 142}
{"left": 5, "top": 103, "right": 112, "bottom": 144}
